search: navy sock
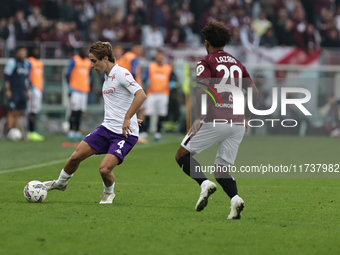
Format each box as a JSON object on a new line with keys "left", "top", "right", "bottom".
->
{"left": 216, "top": 172, "right": 238, "bottom": 199}
{"left": 177, "top": 154, "right": 207, "bottom": 186}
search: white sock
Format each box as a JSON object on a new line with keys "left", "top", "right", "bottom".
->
{"left": 56, "top": 169, "right": 73, "bottom": 185}
{"left": 231, "top": 194, "right": 240, "bottom": 201}
{"left": 103, "top": 182, "right": 115, "bottom": 194}
{"left": 201, "top": 179, "right": 210, "bottom": 188}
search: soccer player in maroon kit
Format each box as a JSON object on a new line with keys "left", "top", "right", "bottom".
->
{"left": 175, "top": 20, "right": 258, "bottom": 219}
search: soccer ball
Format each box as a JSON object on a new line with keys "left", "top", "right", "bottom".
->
{"left": 61, "top": 121, "right": 70, "bottom": 133}
{"left": 7, "top": 128, "right": 23, "bottom": 141}
{"left": 23, "top": 180, "right": 48, "bottom": 203}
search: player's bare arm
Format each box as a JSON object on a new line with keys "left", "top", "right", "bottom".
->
{"left": 123, "top": 89, "right": 147, "bottom": 137}
{"left": 245, "top": 83, "right": 258, "bottom": 134}
{"left": 5, "top": 81, "right": 11, "bottom": 99}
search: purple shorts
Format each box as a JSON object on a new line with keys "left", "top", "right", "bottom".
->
{"left": 83, "top": 125, "right": 138, "bottom": 164}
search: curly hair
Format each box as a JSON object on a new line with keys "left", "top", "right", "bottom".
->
{"left": 89, "top": 41, "right": 115, "bottom": 63}
{"left": 201, "top": 20, "right": 232, "bottom": 48}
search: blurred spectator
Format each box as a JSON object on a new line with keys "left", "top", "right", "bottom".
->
{"left": 165, "top": 28, "right": 186, "bottom": 48}
{"left": 107, "top": 0, "right": 127, "bottom": 17}
{"left": 60, "top": 0, "right": 78, "bottom": 23}
{"left": 0, "top": 18, "right": 7, "bottom": 41}
{"left": 83, "top": 0, "right": 96, "bottom": 20}
{"left": 240, "top": 18, "right": 259, "bottom": 51}
{"left": 27, "top": 47, "right": 45, "bottom": 142}
{"left": 76, "top": 2, "right": 92, "bottom": 38}
{"left": 4, "top": 16, "right": 19, "bottom": 57}
{"left": 112, "top": 43, "right": 124, "bottom": 65}
{"left": 229, "top": 27, "right": 242, "bottom": 46}
{"left": 314, "top": 0, "right": 333, "bottom": 25}
{"left": 321, "top": 28, "right": 340, "bottom": 48}
{"left": 143, "top": 25, "right": 164, "bottom": 56}
{"left": 179, "top": 2, "right": 195, "bottom": 29}
{"left": 260, "top": 27, "right": 278, "bottom": 48}
{"left": 252, "top": 12, "right": 272, "bottom": 38}
{"left": 293, "top": 8, "right": 308, "bottom": 48}
{"left": 4, "top": 46, "right": 30, "bottom": 134}
{"left": 304, "top": 24, "right": 320, "bottom": 52}
{"left": 274, "top": 8, "right": 288, "bottom": 38}
{"left": 317, "top": 8, "right": 334, "bottom": 39}
{"left": 141, "top": 50, "right": 175, "bottom": 141}
{"left": 66, "top": 48, "right": 91, "bottom": 140}
{"left": 319, "top": 95, "right": 340, "bottom": 137}
{"left": 148, "top": 0, "right": 166, "bottom": 28}
{"left": 67, "top": 29, "right": 84, "bottom": 49}
{"left": 128, "top": 0, "right": 146, "bottom": 28}
{"left": 200, "top": 6, "right": 219, "bottom": 30}
{"left": 15, "top": 10, "right": 28, "bottom": 38}
{"left": 122, "top": 25, "right": 140, "bottom": 43}
{"left": 27, "top": 7, "right": 44, "bottom": 30}
{"left": 167, "top": 19, "right": 186, "bottom": 46}
{"left": 87, "top": 20, "right": 101, "bottom": 43}
{"left": 258, "top": 0, "right": 276, "bottom": 21}
{"left": 101, "top": 15, "right": 125, "bottom": 43}
{"left": 277, "top": 19, "right": 296, "bottom": 46}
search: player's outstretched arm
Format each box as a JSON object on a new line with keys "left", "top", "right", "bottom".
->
{"left": 122, "top": 89, "right": 147, "bottom": 137}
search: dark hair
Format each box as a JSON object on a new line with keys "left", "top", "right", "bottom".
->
{"left": 201, "top": 20, "right": 232, "bottom": 47}
{"left": 156, "top": 49, "right": 164, "bottom": 55}
{"left": 89, "top": 41, "right": 115, "bottom": 63}
{"left": 16, "top": 46, "right": 26, "bottom": 52}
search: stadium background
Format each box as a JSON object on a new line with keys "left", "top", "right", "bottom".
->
{"left": 0, "top": 0, "right": 339, "bottom": 137}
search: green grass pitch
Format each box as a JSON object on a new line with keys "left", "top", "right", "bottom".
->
{"left": 0, "top": 134, "right": 339, "bottom": 255}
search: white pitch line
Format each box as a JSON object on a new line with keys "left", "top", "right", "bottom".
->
{"left": 0, "top": 139, "right": 180, "bottom": 175}
{"left": 0, "top": 158, "right": 68, "bottom": 174}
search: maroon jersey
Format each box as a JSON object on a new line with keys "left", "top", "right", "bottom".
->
{"left": 196, "top": 49, "right": 253, "bottom": 123}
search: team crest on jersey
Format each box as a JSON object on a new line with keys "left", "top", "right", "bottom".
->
{"left": 111, "top": 75, "right": 115, "bottom": 81}
{"left": 125, "top": 73, "right": 130, "bottom": 76}
{"left": 196, "top": 65, "right": 204, "bottom": 76}
{"left": 103, "top": 87, "right": 116, "bottom": 94}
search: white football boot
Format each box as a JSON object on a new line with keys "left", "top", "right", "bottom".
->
{"left": 227, "top": 195, "right": 245, "bottom": 219}
{"left": 43, "top": 180, "right": 68, "bottom": 192}
{"left": 195, "top": 180, "right": 217, "bottom": 211}
{"left": 99, "top": 193, "right": 116, "bottom": 204}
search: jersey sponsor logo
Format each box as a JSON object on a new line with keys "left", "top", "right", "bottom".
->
{"left": 111, "top": 75, "right": 116, "bottom": 81}
{"left": 103, "top": 87, "right": 116, "bottom": 94}
{"left": 125, "top": 73, "right": 130, "bottom": 76}
{"left": 215, "top": 103, "right": 233, "bottom": 108}
{"left": 17, "top": 67, "right": 29, "bottom": 75}
{"left": 196, "top": 65, "right": 205, "bottom": 76}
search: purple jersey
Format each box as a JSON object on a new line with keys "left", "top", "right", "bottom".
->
{"left": 196, "top": 49, "right": 253, "bottom": 123}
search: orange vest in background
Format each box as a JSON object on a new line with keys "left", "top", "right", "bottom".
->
{"left": 28, "top": 57, "right": 44, "bottom": 91}
{"left": 115, "top": 57, "right": 123, "bottom": 66}
{"left": 147, "top": 62, "right": 172, "bottom": 96}
{"left": 69, "top": 55, "right": 91, "bottom": 93}
{"left": 119, "top": 52, "right": 142, "bottom": 85}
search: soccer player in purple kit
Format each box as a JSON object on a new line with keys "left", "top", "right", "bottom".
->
{"left": 175, "top": 21, "right": 258, "bottom": 219}
{"left": 43, "top": 41, "right": 146, "bottom": 204}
